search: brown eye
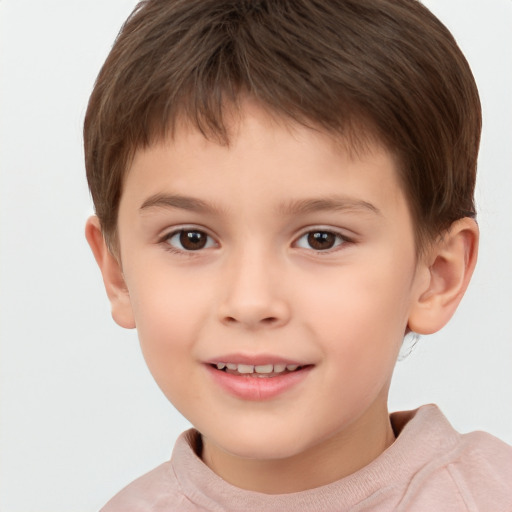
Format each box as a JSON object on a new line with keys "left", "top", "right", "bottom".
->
{"left": 295, "top": 230, "right": 345, "bottom": 251}
{"left": 166, "top": 229, "right": 215, "bottom": 251}
{"left": 308, "top": 231, "right": 336, "bottom": 250}
{"left": 180, "top": 230, "right": 207, "bottom": 250}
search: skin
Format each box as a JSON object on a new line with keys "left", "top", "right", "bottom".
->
{"left": 87, "top": 102, "right": 478, "bottom": 494}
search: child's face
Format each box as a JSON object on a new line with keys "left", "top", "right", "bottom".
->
{"left": 115, "top": 103, "right": 426, "bottom": 465}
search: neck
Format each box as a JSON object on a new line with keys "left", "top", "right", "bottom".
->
{"left": 201, "top": 403, "right": 396, "bottom": 494}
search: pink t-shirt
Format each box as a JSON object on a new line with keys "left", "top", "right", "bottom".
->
{"left": 101, "top": 405, "right": 512, "bottom": 511}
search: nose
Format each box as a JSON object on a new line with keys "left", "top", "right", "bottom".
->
{"left": 217, "top": 247, "right": 291, "bottom": 329}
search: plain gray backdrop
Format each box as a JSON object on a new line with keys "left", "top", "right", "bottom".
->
{"left": 1, "top": 0, "right": 511, "bottom": 510}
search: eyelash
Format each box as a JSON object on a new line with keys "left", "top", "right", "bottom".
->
{"left": 160, "top": 227, "right": 352, "bottom": 255}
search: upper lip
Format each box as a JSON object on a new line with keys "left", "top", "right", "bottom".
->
{"left": 205, "top": 353, "right": 309, "bottom": 366}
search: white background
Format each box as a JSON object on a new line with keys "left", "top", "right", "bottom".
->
{"left": 1, "top": 1, "right": 511, "bottom": 510}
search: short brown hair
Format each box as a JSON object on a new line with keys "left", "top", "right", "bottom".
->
{"left": 84, "top": 0, "right": 481, "bottom": 252}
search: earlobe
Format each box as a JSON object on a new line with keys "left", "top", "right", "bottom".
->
{"left": 408, "top": 217, "right": 479, "bottom": 335}
{"left": 85, "top": 216, "right": 136, "bottom": 329}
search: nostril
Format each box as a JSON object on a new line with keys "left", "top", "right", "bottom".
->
{"left": 222, "top": 315, "right": 279, "bottom": 326}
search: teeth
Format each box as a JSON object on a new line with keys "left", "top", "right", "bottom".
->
{"left": 215, "top": 362, "right": 303, "bottom": 374}
{"left": 255, "top": 364, "right": 273, "bottom": 374}
{"left": 237, "top": 364, "right": 254, "bottom": 374}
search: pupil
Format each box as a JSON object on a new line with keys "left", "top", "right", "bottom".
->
{"left": 180, "top": 230, "right": 207, "bottom": 250}
{"left": 308, "top": 231, "right": 335, "bottom": 250}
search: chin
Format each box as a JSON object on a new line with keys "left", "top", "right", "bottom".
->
{"left": 204, "top": 425, "right": 315, "bottom": 461}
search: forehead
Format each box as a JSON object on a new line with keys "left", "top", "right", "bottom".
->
{"left": 121, "top": 103, "right": 407, "bottom": 223}
{"left": 133, "top": 97, "right": 388, "bottom": 171}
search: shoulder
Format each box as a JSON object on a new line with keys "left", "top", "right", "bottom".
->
{"left": 99, "top": 461, "right": 187, "bottom": 512}
{"left": 442, "top": 429, "right": 512, "bottom": 509}
{"left": 99, "top": 430, "right": 203, "bottom": 512}
{"left": 392, "top": 405, "right": 512, "bottom": 511}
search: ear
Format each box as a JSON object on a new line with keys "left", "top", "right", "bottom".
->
{"left": 85, "top": 216, "right": 136, "bottom": 329}
{"left": 408, "top": 217, "right": 479, "bottom": 335}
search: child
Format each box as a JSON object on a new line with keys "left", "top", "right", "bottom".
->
{"left": 84, "top": 0, "right": 512, "bottom": 510}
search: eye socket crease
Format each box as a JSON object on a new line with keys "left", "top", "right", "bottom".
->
{"left": 141, "top": 194, "right": 377, "bottom": 256}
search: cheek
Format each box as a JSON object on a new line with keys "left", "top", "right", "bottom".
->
{"left": 303, "top": 272, "right": 410, "bottom": 419}
{"left": 126, "top": 270, "right": 209, "bottom": 394}
{"left": 302, "top": 263, "right": 413, "bottom": 361}
{"left": 129, "top": 260, "right": 210, "bottom": 331}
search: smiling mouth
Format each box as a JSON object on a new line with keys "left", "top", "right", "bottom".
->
{"left": 211, "top": 362, "right": 309, "bottom": 378}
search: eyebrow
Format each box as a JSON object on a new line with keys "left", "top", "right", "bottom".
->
{"left": 139, "top": 193, "right": 219, "bottom": 214}
{"left": 139, "top": 193, "right": 381, "bottom": 217}
{"left": 278, "top": 196, "right": 381, "bottom": 216}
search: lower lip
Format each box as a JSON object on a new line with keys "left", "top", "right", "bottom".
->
{"left": 205, "top": 365, "right": 313, "bottom": 401}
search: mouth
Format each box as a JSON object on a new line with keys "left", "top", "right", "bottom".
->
{"left": 204, "top": 352, "right": 315, "bottom": 400}
{"left": 206, "top": 359, "right": 313, "bottom": 400}
{"left": 210, "top": 362, "right": 310, "bottom": 378}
